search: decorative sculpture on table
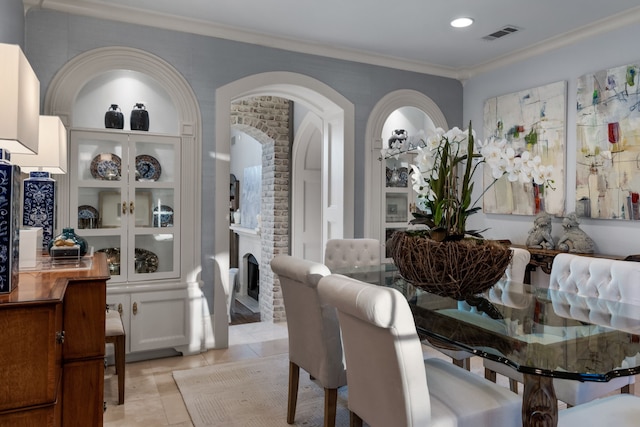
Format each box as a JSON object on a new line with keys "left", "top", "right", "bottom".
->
{"left": 556, "top": 212, "right": 595, "bottom": 253}
{"left": 526, "top": 212, "right": 555, "bottom": 249}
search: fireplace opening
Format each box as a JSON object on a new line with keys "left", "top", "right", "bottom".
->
{"left": 247, "top": 254, "right": 259, "bottom": 301}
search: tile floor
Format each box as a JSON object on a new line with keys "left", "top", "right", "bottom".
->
{"left": 103, "top": 321, "right": 638, "bottom": 426}
{"left": 103, "top": 321, "right": 289, "bottom": 426}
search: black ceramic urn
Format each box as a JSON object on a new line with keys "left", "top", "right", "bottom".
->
{"left": 130, "top": 103, "right": 150, "bottom": 131}
{"left": 104, "top": 104, "right": 124, "bottom": 129}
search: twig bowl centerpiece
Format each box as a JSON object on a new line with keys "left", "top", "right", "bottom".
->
{"left": 388, "top": 231, "right": 512, "bottom": 300}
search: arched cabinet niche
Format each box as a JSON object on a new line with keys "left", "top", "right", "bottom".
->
{"left": 46, "top": 47, "right": 204, "bottom": 360}
{"left": 364, "top": 90, "right": 448, "bottom": 258}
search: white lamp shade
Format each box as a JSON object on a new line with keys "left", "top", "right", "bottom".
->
{"left": 12, "top": 116, "right": 67, "bottom": 174}
{"left": 0, "top": 43, "right": 40, "bottom": 154}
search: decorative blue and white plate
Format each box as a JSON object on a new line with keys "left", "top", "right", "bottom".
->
{"left": 153, "top": 204, "right": 174, "bottom": 227}
{"left": 136, "top": 154, "right": 161, "bottom": 181}
{"left": 90, "top": 153, "right": 122, "bottom": 180}
{"left": 78, "top": 205, "right": 99, "bottom": 229}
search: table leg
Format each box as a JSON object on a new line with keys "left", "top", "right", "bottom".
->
{"left": 522, "top": 374, "right": 558, "bottom": 427}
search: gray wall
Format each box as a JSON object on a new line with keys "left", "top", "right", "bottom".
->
{"left": 0, "top": 0, "right": 25, "bottom": 48}
{"left": 464, "top": 21, "right": 640, "bottom": 256}
{"left": 24, "top": 9, "right": 462, "bottom": 305}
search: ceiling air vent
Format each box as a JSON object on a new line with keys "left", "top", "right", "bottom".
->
{"left": 482, "top": 26, "right": 520, "bottom": 41}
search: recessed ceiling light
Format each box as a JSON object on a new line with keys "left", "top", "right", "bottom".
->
{"left": 450, "top": 17, "right": 474, "bottom": 28}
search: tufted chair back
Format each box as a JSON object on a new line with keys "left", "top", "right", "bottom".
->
{"left": 324, "top": 238, "right": 381, "bottom": 270}
{"left": 548, "top": 253, "right": 640, "bottom": 305}
{"left": 547, "top": 253, "right": 640, "bottom": 333}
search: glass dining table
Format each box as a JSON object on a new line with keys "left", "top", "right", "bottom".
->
{"left": 331, "top": 263, "right": 640, "bottom": 427}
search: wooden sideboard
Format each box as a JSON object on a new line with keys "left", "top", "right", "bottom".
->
{"left": 0, "top": 253, "right": 109, "bottom": 427}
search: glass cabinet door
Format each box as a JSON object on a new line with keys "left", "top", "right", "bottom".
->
{"left": 382, "top": 153, "right": 417, "bottom": 259}
{"left": 70, "top": 129, "right": 180, "bottom": 282}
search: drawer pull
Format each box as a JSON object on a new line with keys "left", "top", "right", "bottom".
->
{"left": 117, "top": 303, "right": 123, "bottom": 315}
{"left": 133, "top": 302, "right": 138, "bottom": 315}
{"left": 56, "top": 331, "right": 65, "bottom": 344}
{"left": 130, "top": 201, "right": 135, "bottom": 214}
{"left": 122, "top": 202, "right": 127, "bottom": 215}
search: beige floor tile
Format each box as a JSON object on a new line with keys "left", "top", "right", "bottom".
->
{"left": 125, "top": 371, "right": 161, "bottom": 402}
{"left": 247, "top": 337, "right": 289, "bottom": 357}
{"left": 162, "top": 392, "right": 192, "bottom": 425}
{"left": 200, "top": 342, "right": 261, "bottom": 364}
{"left": 155, "top": 372, "right": 182, "bottom": 395}
{"left": 104, "top": 396, "right": 168, "bottom": 426}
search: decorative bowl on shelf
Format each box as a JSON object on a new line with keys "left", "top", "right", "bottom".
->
{"left": 96, "top": 247, "right": 159, "bottom": 274}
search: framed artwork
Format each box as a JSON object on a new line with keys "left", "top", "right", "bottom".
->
{"left": 483, "top": 80, "right": 567, "bottom": 216}
{"left": 576, "top": 62, "right": 640, "bottom": 220}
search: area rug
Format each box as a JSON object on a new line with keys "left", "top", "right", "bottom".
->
{"left": 173, "top": 354, "right": 350, "bottom": 426}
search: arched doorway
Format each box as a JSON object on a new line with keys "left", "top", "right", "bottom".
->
{"left": 213, "top": 72, "right": 354, "bottom": 348}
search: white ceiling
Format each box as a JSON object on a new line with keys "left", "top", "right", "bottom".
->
{"left": 26, "top": 0, "right": 640, "bottom": 79}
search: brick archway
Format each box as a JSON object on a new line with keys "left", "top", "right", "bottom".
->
{"left": 231, "top": 96, "right": 292, "bottom": 321}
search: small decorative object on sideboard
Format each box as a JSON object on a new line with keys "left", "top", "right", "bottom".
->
{"left": 48, "top": 227, "right": 88, "bottom": 258}
{"left": 526, "top": 212, "right": 555, "bottom": 250}
{"left": 556, "top": 212, "right": 595, "bottom": 253}
{"left": 130, "top": 102, "right": 149, "bottom": 131}
{"left": 104, "top": 104, "right": 124, "bottom": 129}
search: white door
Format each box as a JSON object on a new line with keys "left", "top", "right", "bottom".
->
{"left": 292, "top": 113, "right": 323, "bottom": 262}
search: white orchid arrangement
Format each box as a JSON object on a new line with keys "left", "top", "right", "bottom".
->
{"left": 380, "top": 122, "right": 555, "bottom": 241}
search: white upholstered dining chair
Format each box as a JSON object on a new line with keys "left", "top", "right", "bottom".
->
{"left": 484, "top": 253, "right": 639, "bottom": 406}
{"left": 318, "top": 273, "right": 522, "bottom": 427}
{"left": 270, "top": 255, "right": 347, "bottom": 427}
{"left": 323, "top": 238, "right": 381, "bottom": 270}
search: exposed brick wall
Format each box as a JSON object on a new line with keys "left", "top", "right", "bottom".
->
{"left": 231, "top": 96, "right": 292, "bottom": 322}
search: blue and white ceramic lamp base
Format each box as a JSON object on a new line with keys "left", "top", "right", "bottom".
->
{"left": 0, "top": 149, "right": 21, "bottom": 294}
{"left": 22, "top": 171, "right": 56, "bottom": 251}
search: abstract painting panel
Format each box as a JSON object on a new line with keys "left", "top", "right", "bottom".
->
{"left": 483, "top": 81, "right": 566, "bottom": 216}
{"left": 576, "top": 62, "right": 640, "bottom": 220}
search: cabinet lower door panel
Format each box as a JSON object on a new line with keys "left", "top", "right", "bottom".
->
{"left": 61, "top": 359, "right": 104, "bottom": 427}
{"left": 130, "top": 290, "right": 189, "bottom": 352}
{"left": 0, "top": 305, "right": 61, "bottom": 411}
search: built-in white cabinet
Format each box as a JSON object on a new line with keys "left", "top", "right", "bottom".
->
{"left": 382, "top": 151, "right": 420, "bottom": 258}
{"left": 70, "top": 129, "right": 189, "bottom": 354}
{"left": 106, "top": 289, "right": 189, "bottom": 353}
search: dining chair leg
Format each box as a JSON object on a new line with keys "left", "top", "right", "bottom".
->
{"left": 324, "top": 387, "right": 338, "bottom": 427}
{"left": 484, "top": 367, "right": 497, "bottom": 382}
{"left": 509, "top": 378, "right": 519, "bottom": 393}
{"left": 349, "top": 411, "right": 363, "bottom": 427}
{"left": 622, "top": 384, "right": 633, "bottom": 394}
{"left": 453, "top": 357, "right": 471, "bottom": 370}
{"left": 287, "top": 361, "right": 300, "bottom": 424}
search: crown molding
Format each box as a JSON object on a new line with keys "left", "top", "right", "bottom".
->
{"left": 24, "top": 1, "right": 640, "bottom": 82}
